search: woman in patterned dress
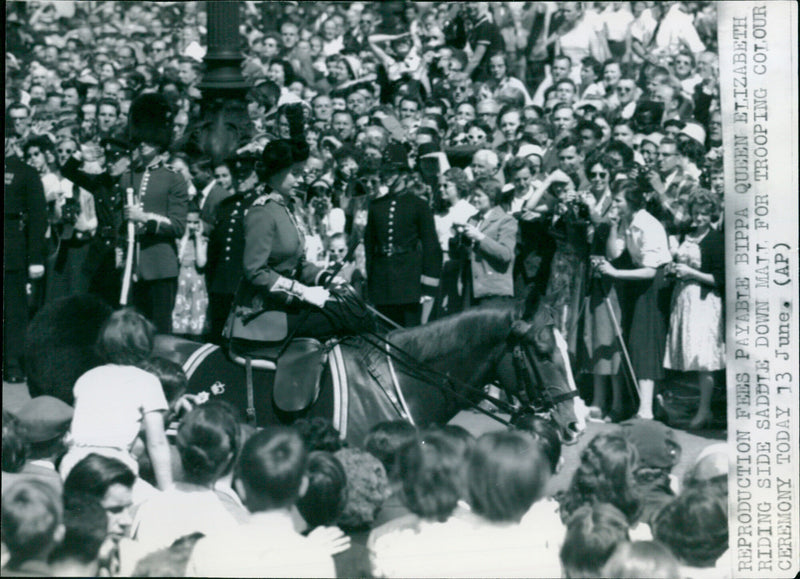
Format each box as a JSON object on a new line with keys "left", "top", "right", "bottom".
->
{"left": 663, "top": 190, "right": 725, "bottom": 429}
{"left": 172, "top": 207, "right": 209, "bottom": 337}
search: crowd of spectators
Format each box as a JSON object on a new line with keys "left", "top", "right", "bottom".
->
{"left": 3, "top": 382, "right": 730, "bottom": 577}
{"left": 5, "top": 1, "right": 729, "bottom": 576}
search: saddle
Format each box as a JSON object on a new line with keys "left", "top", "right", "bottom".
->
{"left": 228, "top": 337, "right": 327, "bottom": 417}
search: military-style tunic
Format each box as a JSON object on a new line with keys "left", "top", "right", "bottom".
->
{"left": 4, "top": 156, "right": 48, "bottom": 375}
{"left": 364, "top": 190, "right": 442, "bottom": 306}
{"left": 119, "top": 154, "right": 189, "bottom": 281}
{"left": 4, "top": 157, "right": 48, "bottom": 272}
{"left": 206, "top": 189, "right": 259, "bottom": 296}
{"left": 230, "top": 190, "right": 328, "bottom": 342}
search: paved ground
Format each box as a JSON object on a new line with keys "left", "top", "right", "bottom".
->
{"left": 5, "top": 378, "right": 725, "bottom": 496}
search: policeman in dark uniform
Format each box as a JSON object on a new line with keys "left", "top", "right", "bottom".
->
{"left": 121, "top": 94, "right": 189, "bottom": 333}
{"left": 365, "top": 143, "right": 442, "bottom": 327}
{"left": 4, "top": 155, "right": 48, "bottom": 382}
{"left": 60, "top": 136, "right": 130, "bottom": 306}
{"left": 205, "top": 151, "right": 261, "bottom": 344}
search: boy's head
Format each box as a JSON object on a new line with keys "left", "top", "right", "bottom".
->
{"left": 49, "top": 493, "right": 108, "bottom": 569}
{"left": 364, "top": 420, "right": 417, "bottom": 480}
{"left": 1, "top": 480, "right": 65, "bottom": 564}
{"left": 327, "top": 233, "right": 349, "bottom": 264}
{"left": 236, "top": 426, "right": 308, "bottom": 512}
{"left": 560, "top": 503, "right": 630, "bottom": 578}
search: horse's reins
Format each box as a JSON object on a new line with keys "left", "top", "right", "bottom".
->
{"left": 326, "top": 286, "right": 516, "bottom": 426}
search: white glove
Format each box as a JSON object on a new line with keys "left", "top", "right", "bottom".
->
{"left": 303, "top": 286, "right": 331, "bottom": 308}
{"left": 28, "top": 264, "right": 45, "bottom": 279}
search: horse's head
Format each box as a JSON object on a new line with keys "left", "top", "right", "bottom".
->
{"left": 488, "top": 302, "right": 565, "bottom": 418}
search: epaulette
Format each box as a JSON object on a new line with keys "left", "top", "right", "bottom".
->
{"left": 250, "top": 194, "right": 271, "bottom": 207}
{"left": 161, "top": 162, "right": 180, "bottom": 173}
{"left": 250, "top": 192, "right": 283, "bottom": 207}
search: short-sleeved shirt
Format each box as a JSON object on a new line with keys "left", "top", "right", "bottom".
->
{"left": 468, "top": 18, "right": 505, "bottom": 82}
{"left": 625, "top": 209, "right": 672, "bottom": 268}
{"left": 69, "top": 364, "right": 168, "bottom": 450}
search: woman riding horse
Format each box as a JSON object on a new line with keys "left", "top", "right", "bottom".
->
{"left": 225, "top": 138, "right": 373, "bottom": 345}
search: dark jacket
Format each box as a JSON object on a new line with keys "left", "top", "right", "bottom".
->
{"left": 230, "top": 190, "right": 326, "bottom": 342}
{"left": 4, "top": 157, "right": 48, "bottom": 271}
{"left": 365, "top": 190, "right": 442, "bottom": 305}
{"left": 206, "top": 189, "right": 258, "bottom": 295}
{"left": 60, "top": 156, "right": 125, "bottom": 257}
{"left": 698, "top": 226, "right": 725, "bottom": 299}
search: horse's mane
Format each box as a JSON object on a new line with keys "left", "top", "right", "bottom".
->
{"left": 387, "top": 303, "right": 520, "bottom": 364}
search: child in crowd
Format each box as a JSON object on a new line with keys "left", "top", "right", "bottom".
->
{"left": 560, "top": 502, "right": 631, "bottom": 578}
{"left": 1, "top": 479, "right": 64, "bottom": 576}
{"left": 59, "top": 309, "right": 173, "bottom": 491}
{"left": 48, "top": 493, "right": 109, "bottom": 577}
{"left": 172, "top": 207, "right": 210, "bottom": 337}
{"left": 601, "top": 540, "right": 681, "bottom": 579}
{"left": 364, "top": 420, "right": 418, "bottom": 527}
{"left": 186, "top": 426, "right": 348, "bottom": 577}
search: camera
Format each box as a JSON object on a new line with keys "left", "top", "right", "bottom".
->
{"left": 452, "top": 224, "right": 473, "bottom": 248}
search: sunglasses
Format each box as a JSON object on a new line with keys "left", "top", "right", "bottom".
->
{"left": 58, "top": 147, "right": 76, "bottom": 155}
{"left": 589, "top": 170, "right": 608, "bottom": 178}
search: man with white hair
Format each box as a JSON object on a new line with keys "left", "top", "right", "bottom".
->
{"left": 469, "top": 149, "right": 500, "bottom": 182}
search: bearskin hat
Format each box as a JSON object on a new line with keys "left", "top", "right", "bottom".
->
{"left": 259, "top": 138, "right": 309, "bottom": 181}
{"left": 128, "top": 93, "right": 174, "bottom": 151}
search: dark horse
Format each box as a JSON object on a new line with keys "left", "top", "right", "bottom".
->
{"left": 152, "top": 303, "right": 585, "bottom": 445}
{"left": 26, "top": 296, "right": 584, "bottom": 447}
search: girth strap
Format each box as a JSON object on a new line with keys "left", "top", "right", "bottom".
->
{"left": 245, "top": 357, "right": 256, "bottom": 426}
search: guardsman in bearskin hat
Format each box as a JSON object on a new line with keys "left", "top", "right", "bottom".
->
{"left": 364, "top": 143, "right": 442, "bottom": 327}
{"left": 121, "top": 93, "right": 190, "bottom": 333}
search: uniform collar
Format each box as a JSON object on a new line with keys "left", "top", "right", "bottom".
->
{"left": 263, "top": 189, "right": 286, "bottom": 205}
{"left": 132, "top": 152, "right": 166, "bottom": 172}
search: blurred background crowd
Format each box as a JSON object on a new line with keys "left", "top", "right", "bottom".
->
{"left": 4, "top": 1, "right": 730, "bottom": 577}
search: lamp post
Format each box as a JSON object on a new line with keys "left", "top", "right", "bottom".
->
{"left": 195, "top": 0, "right": 253, "bottom": 166}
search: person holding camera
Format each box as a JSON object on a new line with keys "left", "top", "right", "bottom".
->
{"left": 451, "top": 177, "right": 517, "bottom": 309}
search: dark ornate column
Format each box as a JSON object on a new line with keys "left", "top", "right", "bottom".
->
{"left": 195, "top": 0, "right": 253, "bottom": 166}
{"left": 199, "top": 1, "right": 249, "bottom": 96}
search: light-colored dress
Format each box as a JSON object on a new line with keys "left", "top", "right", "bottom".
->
{"left": 172, "top": 237, "right": 209, "bottom": 335}
{"left": 664, "top": 234, "right": 725, "bottom": 371}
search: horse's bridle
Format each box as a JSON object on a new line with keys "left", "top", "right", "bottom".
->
{"left": 329, "top": 287, "right": 550, "bottom": 427}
